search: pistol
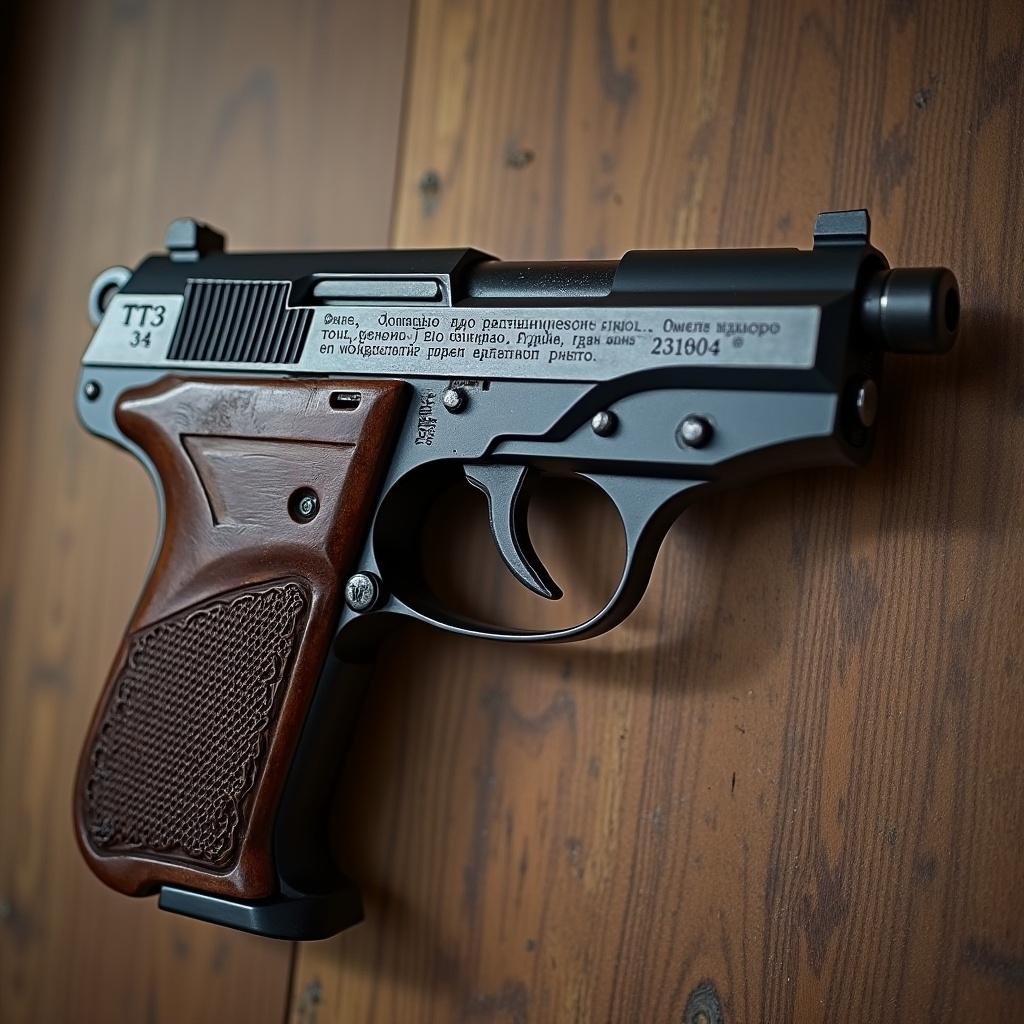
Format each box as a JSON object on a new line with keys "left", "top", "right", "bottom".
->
{"left": 74, "top": 210, "right": 959, "bottom": 939}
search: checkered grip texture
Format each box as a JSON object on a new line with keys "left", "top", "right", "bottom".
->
{"left": 83, "top": 581, "right": 308, "bottom": 866}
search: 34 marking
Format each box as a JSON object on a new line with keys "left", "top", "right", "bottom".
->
{"left": 121, "top": 302, "right": 166, "bottom": 348}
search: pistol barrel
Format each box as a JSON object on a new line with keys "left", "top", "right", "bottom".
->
{"left": 860, "top": 267, "right": 960, "bottom": 354}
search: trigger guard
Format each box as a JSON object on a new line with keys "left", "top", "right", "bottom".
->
{"left": 353, "top": 475, "right": 707, "bottom": 645}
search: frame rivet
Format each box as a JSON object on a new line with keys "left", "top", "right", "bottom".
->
{"left": 345, "top": 572, "right": 383, "bottom": 613}
{"left": 83, "top": 380, "right": 101, "bottom": 401}
{"left": 591, "top": 410, "right": 618, "bottom": 437}
{"left": 441, "top": 386, "right": 467, "bottom": 413}
{"left": 855, "top": 379, "right": 878, "bottom": 427}
{"left": 677, "top": 414, "right": 713, "bottom": 449}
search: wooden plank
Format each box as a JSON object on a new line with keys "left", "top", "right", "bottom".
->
{"left": 292, "top": 0, "right": 1024, "bottom": 1020}
{"left": 0, "top": 1, "right": 411, "bottom": 1021}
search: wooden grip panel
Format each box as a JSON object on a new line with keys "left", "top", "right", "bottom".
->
{"left": 85, "top": 580, "right": 310, "bottom": 868}
{"left": 74, "top": 376, "right": 407, "bottom": 900}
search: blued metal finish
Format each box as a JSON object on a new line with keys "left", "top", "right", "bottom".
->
{"left": 464, "top": 464, "right": 562, "bottom": 600}
{"left": 164, "top": 218, "right": 226, "bottom": 261}
{"left": 860, "top": 267, "right": 960, "bottom": 354}
{"left": 75, "top": 210, "right": 961, "bottom": 939}
{"left": 158, "top": 884, "right": 362, "bottom": 940}
{"left": 467, "top": 259, "right": 615, "bottom": 299}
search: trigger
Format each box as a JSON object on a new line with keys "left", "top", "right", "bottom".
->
{"left": 464, "top": 464, "right": 562, "bottom": 600}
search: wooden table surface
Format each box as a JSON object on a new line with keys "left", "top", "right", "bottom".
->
{"left": 1, "top": 1, "right": 1022, "bottom": 1022}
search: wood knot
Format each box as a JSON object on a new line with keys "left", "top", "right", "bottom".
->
{"left": 683, "top": 980, "right": 724, "bottom": 1024}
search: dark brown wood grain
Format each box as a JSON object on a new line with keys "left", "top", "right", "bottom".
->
{"left": 290, "top": 1, "right": 1024, "bottom": 1022}
{"left": 0, "top": 1, "right": 411, "bottom": 1022}
{"left": 74, "top": 377, "right": 406, "bottom": 899}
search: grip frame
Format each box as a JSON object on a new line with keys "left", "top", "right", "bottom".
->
{"left": 74, "top": 376, "right": 407, "bottom": 906}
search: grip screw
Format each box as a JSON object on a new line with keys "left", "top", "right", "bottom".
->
{"left": 441, "top": 386, "right": 468, "bottom": 413}
{"left": 289, "top": 488, "right": 320, "bottom": 523}
{"left": 591, "top": 410, "right": 618, "bottom": 437}
{"left": 676, "top": 414, "right": 713, "bottom": 449}
{"left": 345, "top": 572, "right": 383, "bottom": 613}
{"left": 83, "top": 380, "right": 101, "bottom": 401}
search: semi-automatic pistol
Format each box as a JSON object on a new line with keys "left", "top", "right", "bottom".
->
{"left": 74, "top": 210, "right": 960, "bottom": 938}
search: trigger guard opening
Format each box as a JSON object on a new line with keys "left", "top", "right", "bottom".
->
{"left": 360, "top": 467, "right": 707, "bottom": 645}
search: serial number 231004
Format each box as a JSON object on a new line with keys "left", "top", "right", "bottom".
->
{"left": 650, "top": 336, "right": 721, "bottom": 357}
